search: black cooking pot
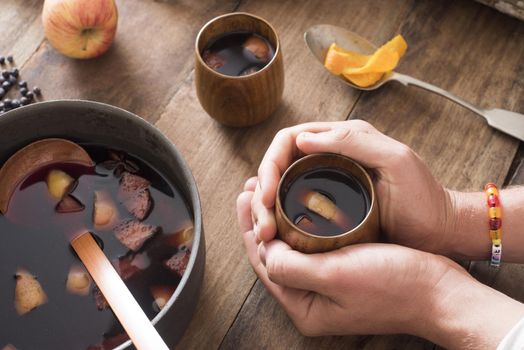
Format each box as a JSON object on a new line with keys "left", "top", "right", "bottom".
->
{"left": 0, "top": 100, "right": 205, "bottom": 349}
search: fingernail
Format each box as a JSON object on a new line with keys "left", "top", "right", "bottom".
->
{"left": 258, "top": 243, "right": 267, "bottom": 266}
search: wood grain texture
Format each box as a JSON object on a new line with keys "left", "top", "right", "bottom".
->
{"left": 475, "top": 0, "right": 524, "bottom": 21}
{"left": 153, "top": 0, "right": 412, "bottom": 348}
{"left": 221, "top": 0, "right": 524, "bottom": 349}
{"left": 355, "top": 0, "right": 523, "bottom": 191}
{"left": 18, "top": 0, "right": 237, "bottom": 124}
{"left": 2, "top": 0, "right": 522, "bottom": 348}
{"left": 0, "top": 0, "right": 44, "bottom": 68}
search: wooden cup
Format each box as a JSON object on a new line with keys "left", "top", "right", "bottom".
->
{"left": 275, "top": 153, "right": 379, "bottom": 253}
{"left": 194, "top": 12, "right": 284, "bottom": 127}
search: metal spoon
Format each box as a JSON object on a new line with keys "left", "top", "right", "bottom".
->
{"left": 0, "top": 138, "right": 168, "bottom": 350}
{"left": 304, "top": 24, "right": 524, "bottom": 142}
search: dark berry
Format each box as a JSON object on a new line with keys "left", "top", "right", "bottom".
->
{"left": 10, "top": 68, "right": 18, "bottom": 78}
{"left": 33, "top": 86, "right": 41, "bottom": 96}
{"left": 25, "top": 91, "right": 34, "bottom": 101}
{"left": 20, "top": 96, "right": 29, "bottom": 105}
{"left": 7, "top": 55, "right": 13, "bottom": 63}
{"left": 8, "top": 75, "right": 17, "bottom": 84}
{"left": 0, "top": 88, "right": 4, "bottom": 98}
{"left": 3, "top": 98, "right": 12, "bottom": 107}
{"left": 0, "top": 102, "right": 4, "bottom": 110}
{"left": 1, "top": 70, "right": 9, "bottom": 79}
{"left": 10, "top": 99, "right": 20, "bottom": 108}
{"left": 19, "top": 87, "right": 28, "bottom": 96}
{"left": 18, "top": 80, "right": 27, "bottom": 88}
{"left": 0, "top": 76, "right": 4, "bottom": 84}
{"left": 2, "top": 81, "right": 11, "bottom": 90}
{"left": 0, "top": 56, "right": 4, "bottom": 65}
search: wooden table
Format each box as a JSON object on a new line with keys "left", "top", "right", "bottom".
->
{"left": 2, "top": 0, "right": 524, "bottom": 349}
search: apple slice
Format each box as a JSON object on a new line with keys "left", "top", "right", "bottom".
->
{"left": 202, "top": 50, "right": 225, "bottom": 70}
{"left": 294, "top": 214, "right": 317, "bottom": 233}
{"left": 66, "top": 265, "right": 91, "bottom": 296}
{"left": 14, "top": 269, "right": 48, "bottom": 315}
{"left": 93, "top": 191, "right": 117, "bottom": 227}
{"left": 165, "top": 226, "right": 194, "bottom": 249}
{"left": 243, "top": 35, "right": 271, "bottom": 62}
{"left": 150, "top": 285, "right": 175, "bottom": 311}
{"left": 46, "top": 169, "right": 74, "bottom": 199}
{"left": 56, "top": 194, "right": 85, "bottom": 213}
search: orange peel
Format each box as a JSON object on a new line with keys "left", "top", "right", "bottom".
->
{"left": 324, "top": 34, "right": 407, "bottom": 87}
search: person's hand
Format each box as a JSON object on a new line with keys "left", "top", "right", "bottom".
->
{"left": 251, "top": 120, "right": 457, "bottom": 256}
{"left": 238, "top": 179, "right": 524, "bottom": 348}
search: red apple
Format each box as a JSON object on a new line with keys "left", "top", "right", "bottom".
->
{"left": 42, "top": 0, "right": 118, "bottom": 59}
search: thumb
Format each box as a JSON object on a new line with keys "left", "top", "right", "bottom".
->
{"left": 296, "top": 127, "right": 406, "bottom": 169}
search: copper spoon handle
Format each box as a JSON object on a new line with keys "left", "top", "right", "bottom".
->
{"left": 71, "top": 233, "right": 169, "bottom": 350}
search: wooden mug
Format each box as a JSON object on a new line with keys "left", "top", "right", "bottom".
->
{"left": 275, "top": 153, "right": 379, "bottom": 253}
{"left": 194, "top": 12, "right": 284, "bottom": 127}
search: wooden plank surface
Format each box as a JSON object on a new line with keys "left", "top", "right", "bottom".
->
{"left": 18, "top": 0, "right": 238, "bottom": 123}
{"left": 0, "top": 0, "right": 44, "bottom": 68}
{"left": 153, "top": 1, "right": 413, "bottom": 348}
{"left": 360, "top": 0, "right": 522, "bottom": 190}
{"left": 1, "top": 0, "right": 523, "bottom": 349}
{"left": 220, "top": 0, "right": 524, "bottom": 349}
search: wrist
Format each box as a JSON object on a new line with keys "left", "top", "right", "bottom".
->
{"left": 419, "top": 265, "right": 524, "bottom": 349}
{"left": 445, "top": 190, "right": 490, "bottom": 260}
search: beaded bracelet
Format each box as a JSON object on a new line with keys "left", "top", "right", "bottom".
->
{"left": 485, "top": 183, "right": 502, "bottom": 267}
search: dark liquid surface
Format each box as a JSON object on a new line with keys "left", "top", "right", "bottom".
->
{"left": 0, "top": 145, "right": 193, "bottom": 349}
{"left": 283, "top": 168, "right": 370, "bottom": 236}
{"left": 202, "top": 31, "right": 275, "bottom": 76}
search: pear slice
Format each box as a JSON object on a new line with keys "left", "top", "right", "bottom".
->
{"left": 46, "top": 169, "right": 74, "bottom": 200}
{"left": 14, "top": 269, "right": 48, "bottom": 315}
{"left": 150, "top": 285, "right": 176, "bottom": 311}
{"left": 302, "top": 191, "right": 350, "bottom": 229}
{"left": 66, "top": 265, "right": 91, "bottom": 296}
{"left": 93, "top": 191, "right": 117, "bottom": 227}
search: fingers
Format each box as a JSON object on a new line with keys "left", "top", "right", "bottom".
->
{"left": 257, "top": 120, "right": 378, "bottom": 207}
{"left": 296, "top": 126, "right": 404, "bottom": 169}
{"left": 244, "top": 176, "right": 258, "bottom": 191}
{"left": 237, "top": 189, "right": 313, "bottom": 313}
{"left": 261, "top": 239, "right": 329, "bottom": 294}
{"left": 237, "top": 191, "right": 255, "bottom": 233}
{"left": 258, "top": 122, "right": 338, "bottom": 207}
{"left": 251, "top": 184, "right": 277, "bottom": 242}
